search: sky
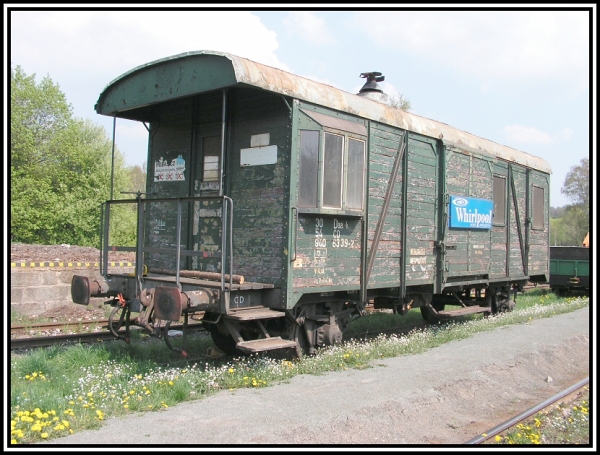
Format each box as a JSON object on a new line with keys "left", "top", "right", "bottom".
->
{"left": 6, "top": 6, "right": 595, "bottom": 209}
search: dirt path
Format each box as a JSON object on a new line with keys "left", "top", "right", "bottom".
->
{"left": 42, "top": 306, "right": 590, "bottom": 445}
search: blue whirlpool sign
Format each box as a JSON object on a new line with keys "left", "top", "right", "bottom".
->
{"left": 449, "top": 196, "right": 494, "bottom": 229}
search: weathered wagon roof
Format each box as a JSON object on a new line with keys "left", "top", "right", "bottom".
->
{"left": 96, "top": 50, "right": 551, "bottom": 174}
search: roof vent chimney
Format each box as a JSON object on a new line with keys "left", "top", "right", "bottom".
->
{"left": 357, "top": 72, "right": 389, "bottom": 104}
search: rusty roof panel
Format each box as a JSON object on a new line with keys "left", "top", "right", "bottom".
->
{"left": 100, "top": 50, "right": 551, "bottom": 174}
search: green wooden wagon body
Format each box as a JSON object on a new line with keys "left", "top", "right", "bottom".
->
{"left": 72, "top": 51, "right": 552, "bottom": 355}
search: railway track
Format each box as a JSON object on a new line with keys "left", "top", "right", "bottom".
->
{"left": 11, "top": 319, "right": 110, "bottom": 336}
{"left": 10, "top": 320, "right": 206, "bottom": 350}
{"left": 10, "top": 284, "right": 551, "bottom": 352}
{"left": 465, "top": 377, "right": 590, "bottom": 444}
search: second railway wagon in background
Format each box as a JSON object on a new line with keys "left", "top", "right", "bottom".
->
{"left": 549, "top": 232, "right": 590, "bottom": 296}
{"left": 71, "top": 50, "right": 552, "bottom": 357}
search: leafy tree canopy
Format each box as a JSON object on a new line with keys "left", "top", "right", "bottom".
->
{"left": 561, "top": 158, "right": 589, "bottom": 209}
{"left": 11, "top": 66, "right": 141, "bottom": 247}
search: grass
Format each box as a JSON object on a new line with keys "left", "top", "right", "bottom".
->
{"left": 10, "top": 289, "right": 589, "bottom": 444}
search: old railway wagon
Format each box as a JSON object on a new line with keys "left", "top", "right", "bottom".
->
{"left": 549, "top": 246, "right": 590, "bottom": 296}
{"left": 71, "top": 50, "right": 552, "bottom": 357}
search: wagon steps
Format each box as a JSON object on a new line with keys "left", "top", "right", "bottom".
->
{"left": 204, "top": 307, "right": 298, "bottom": 354}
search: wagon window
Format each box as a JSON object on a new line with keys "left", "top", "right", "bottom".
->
{"left": 532, "top": 185, "right": 545, "bottom": 229}
{"left": 323, "top": 133, "right": 344, "bottom": 208}
{"left": 202, "top": 136, "right": 221, "bottom": 182}
{"left": 298, "top": 130, "right": 319, "bottom": 207}
{"left": 346, "top": 138, "right": 366, "bottom": 210}
{"left": 493, "top": 175, "right": 506, "bottom": 225}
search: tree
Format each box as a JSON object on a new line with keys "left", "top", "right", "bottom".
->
{"left": 128, "top": 163, "right": 147, "bottom": 194}
{"left": 561, "top": 158, "right": 589, "bottom": 209}
{"left": 559, "top": 206, "right": 589, "bottom": 246}
{"left": 550, "top": 206, "right": 567, "bottom": 218}
{"left": 558, "top": 158, "right": 589, "bottom": 245}
{"left": 11, "top": 65, "right": 72, "bottom": 174}
{"left": 11, "top": 66, "right": 135, "bottom": 246}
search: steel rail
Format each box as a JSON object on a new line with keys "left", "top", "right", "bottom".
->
{"left": 11, "top": 319, "right": 110, "bottom": 335}
{"left": 464, "top": 377, "right": 590, "bottom": 444}
{"left": 11, "top": 322, "right": 206, "bottom": 350}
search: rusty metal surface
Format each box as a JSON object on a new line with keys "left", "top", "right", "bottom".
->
{"left": 153, "top": 286, "right": 183, "bottom": 321}
{"left": 100, "top": 50, "right": 551, "bottom": 174}
{"left": 229, "top": 52, "right": 552, "bottom": 174}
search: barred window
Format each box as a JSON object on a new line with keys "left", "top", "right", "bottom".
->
{"left": 493, "top": 175, "right": 506, "bottom": 225}
{"left": 532, "top": 185, "right": 545, "bottom": 229}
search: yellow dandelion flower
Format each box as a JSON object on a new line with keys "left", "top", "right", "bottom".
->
{"left": 169, "top": 381, "right": 174, "bottom": 386}
{"left": 62, "top": 420, "right": 70, "bottom": 428}
{"left": 228, "top": 368, "right": 235, "bottom": 374}
{"left": 41, "top": 433, "right": 48, "bottom": 439}
{"left": 495, "top": 435, "right": 502, "bottom": 442}
{"left": 11, "top": 439, "right": 17, "bottom": 445}
{"left": 124, "top": 404, "right": 129, "bottom": 409}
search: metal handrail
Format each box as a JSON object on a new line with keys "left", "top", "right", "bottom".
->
{"left": 100, "top": 195, "right": 234, "bottom": 294}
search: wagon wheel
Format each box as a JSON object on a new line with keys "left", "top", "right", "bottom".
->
{"left": 492, "top": 288, "right": 515, "bottom": 314}
{"left": 288, "top": 322, "right": 310, "bottom": 359}
{"left": 203, "top": 319, "right": 243, "bottom": 356}
{"left": 108, "top": 304, "right": 129, "bottom": 338}
{"left": 496, "top": 298, "right": 516, "bottom": 313}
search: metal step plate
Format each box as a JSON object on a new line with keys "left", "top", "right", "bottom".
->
{"left": 226, "top": 307, "right": 287, "bottom": 321}
{"left": 237, "top": 337, "right": 298, "bottom": 353}
{"left": 438, "top": 305, "right": 491, "bottom": 317}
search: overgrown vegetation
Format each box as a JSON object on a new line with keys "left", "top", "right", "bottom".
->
{"left": 489, "top": 387, "right": 589, "bottom": 445}
{"left": 10, "top": 291, "right": 588, "bottom": 444}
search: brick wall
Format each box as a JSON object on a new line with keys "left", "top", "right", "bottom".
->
{"left": 10, "top": 266, "right": 134, "bottom": 315}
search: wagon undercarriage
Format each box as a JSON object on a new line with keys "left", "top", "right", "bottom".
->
{"left": 72, "top": 272, "right": 367, "bottom": 357}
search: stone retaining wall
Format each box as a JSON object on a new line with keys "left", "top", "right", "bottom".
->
{"left": 11, "top": 266, "right": 134, "bottom": 315}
